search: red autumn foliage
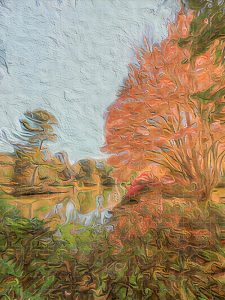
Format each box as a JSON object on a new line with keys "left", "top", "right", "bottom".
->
{"left": 124, "top": 171, "right": 175, "bottom": 200}
{"left": 103, "top": 11, "right": 225, "bottom": 200}
{"left": 110, "top": 196, "right": 181, "bottom": 246}
{"left": 125, "top": 171, "right": 160, "bottom": 199}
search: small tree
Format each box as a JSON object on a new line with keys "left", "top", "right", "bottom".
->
{"left": 1, "top": 109, "right": 58, "bottom": 186}
{"left": 103, "top": 12, "right": 225, "bottom": 201}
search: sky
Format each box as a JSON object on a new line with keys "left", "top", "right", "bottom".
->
{"left": 0, "top": 0, "right": 180, "bottom": 163}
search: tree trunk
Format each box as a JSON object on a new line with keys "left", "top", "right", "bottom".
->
{"left": 31, "top": 165, "right": 39, "bottom": 186}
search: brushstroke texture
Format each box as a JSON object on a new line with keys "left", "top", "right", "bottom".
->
{"left": 0, "top": 0, "right": 179, "bottom": 161}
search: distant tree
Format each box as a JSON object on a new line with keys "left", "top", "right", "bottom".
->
{"left": 55, "top": 151, "right": 75, "bottom": 181}
{"left": 75, "top": 159, "right": 92, "bottom": 179}
{"left": 74, "top": 159, "right": 115, "bottom": 187}
{"left": 95, "top": 160, "right": 115, "bottom": 186}
{"left": 103, "top": 12, "right": 225, "bottom": 201}
{"left": 16, "top": 109, "right": 58, "bottom": 153}
{"left": 0, "top": 109, "right": 58, "bottom": 186}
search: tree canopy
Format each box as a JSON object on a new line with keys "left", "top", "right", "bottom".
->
{"left": 9, "top": 109, "right": 58, "bottom": 158}
{"left": 103, "top": 11, "right": 225, "bottom": 200}
{"left": 180, "top": 0, "right": 225, "bottom": 60}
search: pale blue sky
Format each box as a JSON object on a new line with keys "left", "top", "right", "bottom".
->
{"left": 0, "top": 0, "right": 180, "bottom": 163}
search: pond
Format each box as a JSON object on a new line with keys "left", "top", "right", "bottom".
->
{"left": 1, "top": 185, "right": 225, "bottom": 231}
{"left": 0, "top": 185, "right": 124, "bottom": 230}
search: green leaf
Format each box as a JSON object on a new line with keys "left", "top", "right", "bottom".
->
{"left": 181, "top": 58, "right": 189, "bottom": 64}
{"left": 38, "top": 275, "right": 55, "bottom": 294}
{"left": 192, "top": 86, "right": 225, "bottom": 105}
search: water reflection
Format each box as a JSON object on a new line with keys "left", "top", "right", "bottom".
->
{"left": 63, "top": 195, "right": 113, "bottom": 226}
{"left": 6, "top": 185, "right": 123, "bottom": 229}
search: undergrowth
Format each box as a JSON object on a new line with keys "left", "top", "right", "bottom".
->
{"left": 0, "top": 198, "right": 225, "bottom": 299}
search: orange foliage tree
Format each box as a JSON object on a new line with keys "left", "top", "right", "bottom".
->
{"left": 103, "top": 12, "right": 225, "bottom": 201}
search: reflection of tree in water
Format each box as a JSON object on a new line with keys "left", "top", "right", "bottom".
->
{"left": 41, "top": 186, "right": 124, "bottom": 228}
{"left": 44, "top": 194, "right": 113, "bottom": 227}
{"left": 80, "top": 191, "right": 95, "bottom": 213}
{"left": 77, "top": 192, "right": 86, "bottom": 211}
{"left": 10, "top": 186, "right": 122, "bottom": 230}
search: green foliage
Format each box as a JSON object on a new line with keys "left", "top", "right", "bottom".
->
{"left": 0, "top": 203, "right": 65, "bottom": 299}
{"left": 181, "top": 0, "right": 225, "bottom": 59}
{"left": 191, "top": 86, "right": 224, "bottom": 104}
{"left": 1, "top": 198, "right": 225, "bottom": 298}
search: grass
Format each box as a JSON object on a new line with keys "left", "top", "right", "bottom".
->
{"left": 0, "top": 194, "right": 225, "bottom": 299}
